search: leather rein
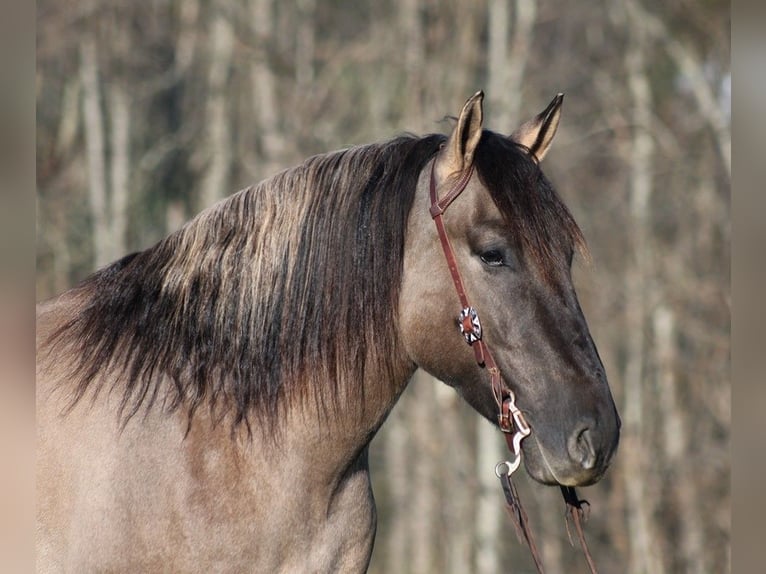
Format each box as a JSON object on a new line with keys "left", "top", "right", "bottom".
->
{"left": 428, "top": 159, "right": 598, "bottom": 574}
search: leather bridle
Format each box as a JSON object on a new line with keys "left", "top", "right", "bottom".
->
{"left": 428, "top": 158, "right": 598, "bottom": 574}
{"left": 428, "top": 160, "right": 531, "bottom": 471}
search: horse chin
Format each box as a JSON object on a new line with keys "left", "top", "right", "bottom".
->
{"left": 520, "top": 439, "right": 561, "bottom": 486}
{"left": 521, "top": 436, "right": 605, "bottom": 487}
{"left": 451, "top": 379, "right": 610, "bottom": 487}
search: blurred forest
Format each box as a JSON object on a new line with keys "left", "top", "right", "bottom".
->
{"left": 36, "top": 0, "right": 729, "bottom": 572}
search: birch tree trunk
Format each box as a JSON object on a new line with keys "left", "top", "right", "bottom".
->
{"left": 653, "top": 305, "right": 707, "bottom": 574}
{"left": 200, "top": 9, "right": 234, "bottom": 208}
{"left": 537, "top": 488, "right": 564, "bottom": 574}
{"left": 50, "top": 222, "right": 72, "bottom": 296}
{"left": 622, "top": 12, "right": 665, "bottom": 574}
{"left": 50, "top": 78, "right": 79, "bottom": 291}
{"left": 108, "top": 84, "right": 130, "bottom": 258}
{"left": 409, "top": 371, "right": 438, "bottom": 573}
{"left": 437, "top": 385, "right": 473, "bottom": 574}
{"left": 474, "top": 420, "right": 502, "bottom": 574}
{"left": 294, "top": 0, "right": 316, "bottom": 95}
{"left": 290, "top": 0, "right": 316, "bottom": 146}
{"left": 250, "top": 0, "right": 283, "bottom": 177}
{"left": 175, "top": 0, "right": 200, "bottom": 75}
{"left": 399, "top": 0, "right": 424, "bottom": 129}
{"left": 448, "top": 0, "right": 480, "bottom": 105}
{"left": 487, "top": 0, "right": 536, "bottom": 126}
{"left": 367, "top": 2, "right": 391, "bottom": 135}
{"left": 55, "top": 79, "right": 80, "bottom": 157}
{"left": 486, "top": 0, "right": 510, "bottom": 124}
{"left": 79, "top": 36, "right": 111, "bottom": 268}
{"left": 626, "top": 0, "right": 730, "bottom": 177}
{"left": 384, "top": 403, "right": 410, "bottom": 574}
{"left": 476, "top": 5, "right": 511, "bottom": 570}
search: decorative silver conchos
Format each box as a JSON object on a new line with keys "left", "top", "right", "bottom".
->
{"left": 458, "top": 306, "right": 482, "bottom": 345}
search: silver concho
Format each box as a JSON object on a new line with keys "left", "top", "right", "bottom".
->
{"left": 458, "top": 307, "right": 482, "bottom": 345}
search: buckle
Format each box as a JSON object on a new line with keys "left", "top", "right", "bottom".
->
{"left": 498, "top": 392, "right": 531, "bottom": 438}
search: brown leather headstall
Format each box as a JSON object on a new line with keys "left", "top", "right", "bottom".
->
{"left": 428, "top": 158, "right": 598, "bottom": 574}
{"left": 428, "top": 160, "right": 529, "bottom": 445}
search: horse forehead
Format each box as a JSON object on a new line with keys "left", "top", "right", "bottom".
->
{"left": 457, "top": 174, "right": 502, "bottom": 226}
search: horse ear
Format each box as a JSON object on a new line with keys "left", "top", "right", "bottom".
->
{"left": 510, "top": 93, "right": 564, "bottom": 162}
{"left": 436, "top": 91, "right": 484, "bottom": 180}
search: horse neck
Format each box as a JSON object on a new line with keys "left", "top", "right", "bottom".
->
{"left": 263, "top": 356, "right": 417, "bottom": 480}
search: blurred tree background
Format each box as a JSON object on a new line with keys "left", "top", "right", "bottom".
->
{"left": 36, "top": 0, "right": 729, "bottom": 572}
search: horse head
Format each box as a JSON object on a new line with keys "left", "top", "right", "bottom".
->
{"left": 400, "top": 92, "right": 620, "bottom": 487}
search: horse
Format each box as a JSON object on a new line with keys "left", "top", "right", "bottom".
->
{"left": 37, "top": 91, "right": 620, "bottom": 572}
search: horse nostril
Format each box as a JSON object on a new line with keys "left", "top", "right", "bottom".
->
{"left": 568, "top": 425, "right": 597, "bottom": 470}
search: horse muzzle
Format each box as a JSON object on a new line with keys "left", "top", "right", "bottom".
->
{"left": 522, "top": 414, "right": 620, "bottom": 487}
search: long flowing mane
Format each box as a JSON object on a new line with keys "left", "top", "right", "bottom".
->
{"left": 43, "top": 130, "right": 585, "bottom": 430}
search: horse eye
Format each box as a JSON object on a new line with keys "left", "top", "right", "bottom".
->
{"left": 479, "top": 249, "right": 505, "bottom": 267}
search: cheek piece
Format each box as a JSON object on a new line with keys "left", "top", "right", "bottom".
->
{"left": 427, "top": 159, "right": 598, "bottom": 574}
{"left": 427, "top": 160, "right": 530, "bottom": 465}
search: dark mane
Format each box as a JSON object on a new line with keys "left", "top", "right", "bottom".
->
{"left": 44, "top": 129, "right": 585, "bottom": 430}
{"left": 474, "top": 130, "right": 588, "bottom": 280}
{"left": 46, "top": 134, "right": 446, "bottom": 429}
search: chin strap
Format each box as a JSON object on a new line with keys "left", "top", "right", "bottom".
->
{"left": 429, "top": 159, "right": 599, "bottom": 574}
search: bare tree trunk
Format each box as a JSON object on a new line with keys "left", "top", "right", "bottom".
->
{"left": 537, "top": 486, "right": 564, "bottom": 574}
{"left": 653, "top": 305, "right": 707, "bottom": 574}
{"left": 436, "top": 385, "right": 473, "bottom": 574}
{"left": 294, "top": 0, "right": 316, "bottom": 93}
{"left": 250, "top": 0, "right": 283, "bottom": 177}
{"left": 80, "top": 36, "right": 111, "bottom": 268}
{"left": 409, "top": 371, "right": 438, "bottom": 573}
{"left": 50, "top": 78, "right": 79, "bottom": 291}
{"left": 693, "top": 139, "right": 729, "bottom": 269}
{"left": 55, "top": 79, "right": 80, "bottom": 156}
{"left": 477, "top": 6, "right": 514, "bottom": 571}
{"left": 449, "top": 0, "right": 480, "bottom": 105}
{"left": 367, "top": 3, "right": 391, "bottom": 135}
{"left": 384, "top": 399, "right": 410, "bottom": 573}
{"left": 399, "top": 0, "right": 424, "bottom": 129}
{"left": 108, "top": 84, "right": 130, "bottom": 258}
{"left": 165, "top": 200, "right": 187, "bottom": 235}
{"left": 625, "top": 0, "right": 730, "bottom": 177}
{"left": 487, "top": 0, "right": 510, "bottom": 118}
{"left": 487, "top": 0, "right": 536, "bottom": 126}
{"left": 50, "top": 222, "right": 72, "bottom": 295}
{"left": 200, "top": 9, "right": 234, "bottom": 208}
{"left": 506, "top": 0, "right": 536, "bottom": 111}
{"left": 290, "top": 0, "right": 316, "bottom": 146}
{"left": 175, "top": 0, "right": 200, "bottom": 75}
{"left": 475, "top": 420, "right": 502, "bottom": 574}
{"left": 622, "top": 13, "right": 665, "bottom": 574}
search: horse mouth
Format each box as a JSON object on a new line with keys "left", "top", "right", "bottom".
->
{"left": 522, "top": 434, "right": 609, "bottom": 487}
